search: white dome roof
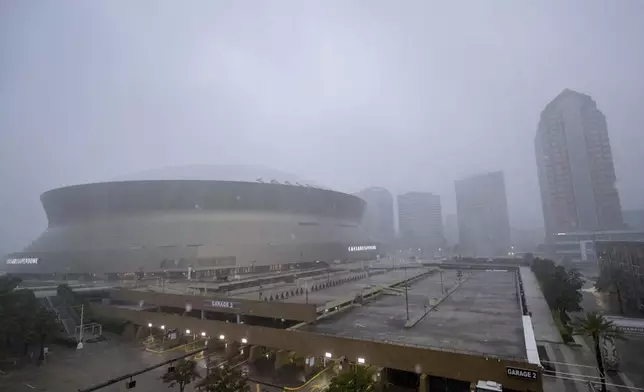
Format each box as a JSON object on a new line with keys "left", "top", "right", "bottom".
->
{"left": 114, "top": 164, "right": 319, "bottom": 186}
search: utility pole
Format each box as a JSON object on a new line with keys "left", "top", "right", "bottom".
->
{"left": 77, "top": 304, "right": 84, "bottom": 350}
{"left": 405, "top": 285, "right": 409, "bottom": 321}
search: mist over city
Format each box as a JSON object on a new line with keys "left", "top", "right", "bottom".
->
{"left": 2, "top": 0, "right": 644, "bottom": 255}
{"left": 1, "top": 1, "right": 644, "bottom": 392}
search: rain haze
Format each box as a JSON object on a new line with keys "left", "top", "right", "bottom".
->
{"left": 1, "top": 0, "right": 644, "bottom": 256}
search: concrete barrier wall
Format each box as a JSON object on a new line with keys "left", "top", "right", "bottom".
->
{"left": 110, "top": 289, "right": 318, "bottom": 322}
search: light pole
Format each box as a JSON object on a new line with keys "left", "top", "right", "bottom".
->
{"left": 161, "top": 325, "right": 166, "bottom": 344}
{"left": 148, "top": 323, "right": 153, "bottom": 337}
{"left": 77, "top": 304, "right": 84, "bottom": 350}
{"left": 404, "top": 285, "right": 409, "bottom": 321}
{"left": 439, "top": 269, "right": 444, "bottom": 294}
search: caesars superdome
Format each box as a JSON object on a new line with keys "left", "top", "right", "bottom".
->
{"left": 5, "top": 165, "right": 376, "bottom": 277}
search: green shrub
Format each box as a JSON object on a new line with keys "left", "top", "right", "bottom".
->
{"left": 552, "top": 310, "right": 574, "bottom": 343}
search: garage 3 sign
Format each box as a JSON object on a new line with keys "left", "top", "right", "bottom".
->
{"left": 506, "top": 367, "right": 538, "bottom": 380}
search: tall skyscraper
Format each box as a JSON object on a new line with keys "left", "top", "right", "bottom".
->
{"left": 354, "top": 187, "right": 395, "bottom": 244}
{"left": 535, "top": 89, "right": 623, "bottom": 242}
{"left": 444, "top": 213, "right": 459, "bottom": 247}
{"left": 623, "top": 209, "right": 644, "bottom": 231}
{"left": 397, "top": 192, "right": 444, "bottom": 254}
{"left": 455, "top": 171, "right": 511, "bottom": 257}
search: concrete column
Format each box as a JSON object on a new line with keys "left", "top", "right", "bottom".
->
{"left": 225, "top": 342, "right": 240, "bottom": 358}
{"left": 275, "top": 350, "right": 290, "bottom": 370}
{"left": 248, "top": 345, "right": 262, "bottom": 363}
{"left": 236, "top": 314, "right": 241, "bottom": 324}
{"left": 201, "top": 309, "right": 205, "bottom": 320}
{"left": 419, "top": 373, "right": 429, "bottom": 392}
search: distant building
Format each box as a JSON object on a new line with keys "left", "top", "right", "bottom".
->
{"left": 535, "top": 89, "right": 624, "bottom": 245}
{"left": 397, "top": 192, "right": 444, "bottom": 255}
{"left": 553, "top": 230, "right": 644, "bottom": 263}
{"left": 511, "top": 227, "right": 543, "bottom": 253}
{"left": 455, "top": 171, "right": 511, "bottom": 257}
{"left": 624, "top": 209, "right": 644, "bottom": 231}
{"left": 353, "top": 187, "right": 395, "bottom": 244}
{"left": 444, "top": 214, "right": 459, "bottom": 247}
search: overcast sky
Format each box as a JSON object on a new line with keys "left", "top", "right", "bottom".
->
{"left": 1, "top": 0, "right": 644, "bottom": 255}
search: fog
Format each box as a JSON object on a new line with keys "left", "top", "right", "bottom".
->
{"left": 1, "top": 0, "right": 644, "bottom": 255}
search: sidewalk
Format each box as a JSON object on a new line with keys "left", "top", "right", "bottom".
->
{"left": 519, "top": 267, "right": 563, "bottom": 344}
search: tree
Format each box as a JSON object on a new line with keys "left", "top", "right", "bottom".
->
{"left": 595, "top": 264, "right": 629, "bottom": 316}
{"left": 328, "top": 366, "right": 375, "bottom": 392}
{"left": 0, "top": 276, "right": 60, "bottom": 360}
{"left": 0, "top": 276, "right": 23, "bottom": 348}
{"left": 31, "top": 306, "right": 59, "bottom": 361}
{"left": 161, "top": 359, "right": 201, "bottom": 392}
{"left": 197, "top": 364, "right": 249, "bottom": 392}
{"left": 572, "top": 312, "right": 625, "bottom": 392}
{"left": 531, "top": 258, "right": 582, "bottom": 324}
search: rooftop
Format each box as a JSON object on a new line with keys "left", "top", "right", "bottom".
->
{"left": 302, "top": 269, "right": 526, "bottom": 360}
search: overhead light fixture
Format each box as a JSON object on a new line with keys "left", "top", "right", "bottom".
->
{"left": 325, "top": 352, "right": 332, "bottom": 358}
{"left": 148, "top": 323, "right": 152, "bottom": 328}
{"left": 185, "top": 329, "right": 191, "bottom": 334}
{"left": 357, "top": 357, "right": 366, "bottom": 364}
{"left": 201, "top": 332, "right": 206, "bottom": 337}
{"left": 160, "top": 325, "right": 165, "bottom": 330}
{"left": 219, "top": 334, "right": 225, "bottom": 340}
{"left": 241, "top": 338, "right": 248, "bottom": 344}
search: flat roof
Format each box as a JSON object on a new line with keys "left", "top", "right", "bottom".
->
{"left": 230, "top": 269, "right": 415, "bottom": 306}
{"left": 303, "top": 269, "right": 527, "bottom": 360}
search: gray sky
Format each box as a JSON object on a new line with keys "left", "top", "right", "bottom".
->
{"left": 1, "top": 0, "right": 644, "bottom": 255}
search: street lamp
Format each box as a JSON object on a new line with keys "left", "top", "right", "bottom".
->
{"left": 219, "top": 334, "right": 225, "bottom": 340}
{"left": 201, "top": 332, "right": 206, "bottom": 337}
{"left": 241, "top": 338, "right": 248, "bottom": 344}
{"left": 148, "top": 323, "right": 153, "bottom": 337}
{"left": 357, "top": 357, "right": 366, "bottom": 364}
{"left": 186, "top": 329, "right": 191, "bottom": 334}
{"left": 324, "top": 352, "right": 332, "bottom": 367}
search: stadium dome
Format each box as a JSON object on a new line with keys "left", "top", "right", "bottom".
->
{"left": 114, "top": 164, "right": 321, "bottom": 187}
{"left": 5, "top": 165, "right": 376, "bottom": 277}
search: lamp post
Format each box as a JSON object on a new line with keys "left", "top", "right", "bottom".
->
{"left": 77, "top": 304, "right": 84, "bottom": 350}
{"left": 404, "top": 285, "right": 409, "bottom": 322}
{"left": 148, "top": 323, "right": 153, "bottom": 337}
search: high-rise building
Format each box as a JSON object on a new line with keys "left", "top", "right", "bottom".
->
{"left": 397, "top": 192, "right": 444, "bottom": 255}
{"left": 455, "top": 171, "right": 511, "bottom": 257}
{"left": 535, "top": 89, "right": 624, "bottom": 244}
{"left": 624, "top": 209, "right": 644, "bottom": 231}
{"left": 354, "top": 187, "right": 395, "bottom": 244}
{"left": 444, "top": 213, "right": 459, "bottom": 247}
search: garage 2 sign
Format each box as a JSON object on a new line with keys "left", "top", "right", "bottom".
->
{"left": 506, "top": 367, "right": 538, "bottom": 380}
